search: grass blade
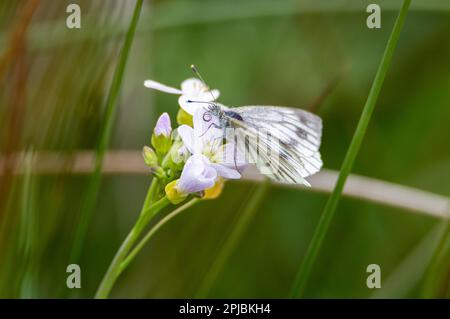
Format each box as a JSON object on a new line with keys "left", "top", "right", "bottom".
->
{"left": 69, "top": 0, "right": 144, "bottom": 265}
{"left": 420, "top": 214, "right": 450, "bottom": 298}
{"left": 196, "top": 182, "right": 269, "bottom": 298}
{"left": 371, "top": 223, "right": 448, "bottom": 298}
{"left": 289, "top": 0, "right": 412, "bottom": 298}
{"left": 18, "top": 150, "right": 37, "bottom": 298}
{"left": 119, "top": 198, "right": 199, "bottom": 273}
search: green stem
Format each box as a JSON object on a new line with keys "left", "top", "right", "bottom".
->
{"left": 142, "top": 178, "right": 159, "bottom": 213}
{"left": 95, "top": 188, "right": 169, "bottom": 299}
{"left": 119, "top": 198, "right": 199, "bottom": 273}
{"left": 289, "top": 0, "right": 411, "bottom": 298}
{"left": 69, "top": 0, "right": 144, "bottom": 265}
{"left": 95, "top": 100, "right": 186, "bottom": 298}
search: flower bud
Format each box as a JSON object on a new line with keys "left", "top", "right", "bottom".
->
{"left": 169, "top": 139, "right": 190, "bottom": 165}
{"left": 142, "top": 146, "right": 158, "bottom": 167}
{"left": 165, "top": 180, "right": 188, "bottom": 205}
{"left": 152, "top": 113, "right": 172, "bottom": 155}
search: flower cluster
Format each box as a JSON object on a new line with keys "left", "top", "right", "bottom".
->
{"left": 143, "top": 78, "right": 246, "bottom": 205}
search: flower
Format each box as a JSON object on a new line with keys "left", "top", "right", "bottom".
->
{"left": 177, "top": 154, "right": 217, "bottom": 193}
{"left": 145, "top": 79, "right": 247, "bottom": 204}
{"left": 144, "top": 78, "right": 219, "bottom": 115}
{"left": 165, "top": 154, "right": 217, "bottom": 204}
{"left": 154, "top": 112, "right": 171, "bottom": 137}
{"left": 151, "top": 113, "right": 172, "bottom": 155}
{"left": 177, "top": 108, "right": 246, "bottom": 180}
{"left": 142, "top": 146, "right": 158, "bottom": 167}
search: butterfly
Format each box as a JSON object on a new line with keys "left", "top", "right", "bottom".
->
{"left": 187, "top": 100, "right": 323, "bottom": 186}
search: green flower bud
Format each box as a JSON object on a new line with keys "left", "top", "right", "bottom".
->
{"left": 169, "top": 139, "right": 190, "bottom": 165}
{"left": 142, "top": 146, "right": 158, "bottom": 167}
{"left": 165, "top": 180, "right": 188, "bottom": 205}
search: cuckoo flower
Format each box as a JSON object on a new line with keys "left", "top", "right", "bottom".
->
{"left": 144, "top": 78, "right": 220, "bottom": 115}
{"left": 177, "top": 108, "right": 246, "bottom": 180}
{"left": 165, "top": 154, "right": 217, "bottom": 204}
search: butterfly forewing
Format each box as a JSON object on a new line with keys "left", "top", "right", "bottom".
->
{"left": 226, "top": 106, "right": 323, "bottom": 185}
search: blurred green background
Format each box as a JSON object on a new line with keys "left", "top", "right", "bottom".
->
{"left": 0, "top": 0, "right": 449, "bottom": 298}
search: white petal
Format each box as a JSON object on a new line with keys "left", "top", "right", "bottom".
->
{"left": 181, "top": 78, "right": 205, "bottom": 95}
{"left": 177, "top": 125, "right": 195, "bottom": 154}
{"left": 197, "top": 89, "right": 220, "bottom": 102}
{"left": 210, "top": 163, "right": 241, "bottom": 179}
{"left": 144, "top": 80, "right": 183, "bottom": 94}
{"left": 178, "top": 95, "right": 207, "bottom": 115}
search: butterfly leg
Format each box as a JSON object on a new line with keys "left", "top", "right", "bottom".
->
{"left": 199, "top": 122, "right": 221, "bottom": 138}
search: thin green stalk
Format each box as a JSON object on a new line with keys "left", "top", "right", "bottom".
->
{"left": 119, "top": 198, "right": 199, "bottom": 273}
{"left": 371, "top": 222, "right": 449, "bottom": 298}
{"left": 18, "top": 150, "right": 37, "bottom": 298}
{"left": 95, "top": 193, "right": 169, "bottom": 299}
{"left": 421, "top": 212, "right": 450, "bottom": 298}
{"left": 196, "top": 182, "right": 269, "bottom": 298}
{"left": 69, "top": 0, "right": 144, "bottom": 264}
{"left": 289, "top": 0, "right": 411, "bottom": 298}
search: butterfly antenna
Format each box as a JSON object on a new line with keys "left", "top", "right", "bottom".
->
{"left": 190, "top": 64, "right": 217, "bottom": 102}
{"left": 186, "top": 99, "right": 210, "bottom": 104}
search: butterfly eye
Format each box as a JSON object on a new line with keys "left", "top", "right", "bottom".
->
{"left": 203, "top": 112, "right": 212, "bottom": 122}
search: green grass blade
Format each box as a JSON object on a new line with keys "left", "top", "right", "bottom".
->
{"left": 18, "top": 150, "right": 37, "bottom": 298}
{"left": 420, "top": 214, "right": 450, "bottom": 298}
{"left": 196, "top": 182, "right": 269, "bottom": 298}
{"left": 371, "top": 222, "right": 448, "bottom": 298}
{"left": 289, "top": 0, "right": 412, "bottom": 298}
{"left": 69, "top": 0, "right": 144, "bottom": 264}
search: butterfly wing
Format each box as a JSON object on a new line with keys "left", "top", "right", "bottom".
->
{"left": 228, "top": 106, "right": 323, "bottom": 185}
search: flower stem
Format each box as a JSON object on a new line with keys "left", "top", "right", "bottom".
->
{"left": 120, "top": 198, "right": 199, "bottom": 273}
{"left": 95, "top": 182, "right": 169, "bottom": 299}
{"left": 289, "top": 0, "right": 411, "bottom": 298}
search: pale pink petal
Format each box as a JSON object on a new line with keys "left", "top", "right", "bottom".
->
{"left": 154, "top": 113, "right": 172, "bottom": 136}
{"left": 210, "top": 163, "right": 241, "bottom": 179}
{"left": 177, "top": 154, "right": 217, "bottom": 193}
